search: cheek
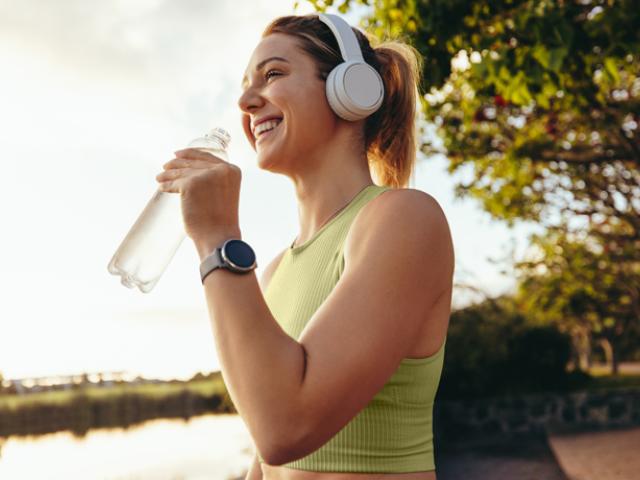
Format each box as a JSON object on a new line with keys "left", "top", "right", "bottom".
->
{"left": 300, "top": 96, "right": 337, "bottom": 136}
{"left": 288, "top": 91, "right": 332, "bottom": 132}
{"left": 241, "top": 116, "right": 255, "bottom": 149}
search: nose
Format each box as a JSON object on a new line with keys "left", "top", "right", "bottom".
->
{"left": 238, "top": 87, "right": 265, "bottom": 142}
{"left": 237, "top": 86, "right": 264, "bottom": 115}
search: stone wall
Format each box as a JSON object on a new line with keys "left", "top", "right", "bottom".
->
{"left": 433, "top": 387, "right": 640, "bottom": 443}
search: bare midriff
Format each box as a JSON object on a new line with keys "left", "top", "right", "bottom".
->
{"left": 261, "top": 465, "right": 437, "bottom": 480}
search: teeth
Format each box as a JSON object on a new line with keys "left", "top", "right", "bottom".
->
{"left": 255, "top": 119, "right": 282, "bottom": 136}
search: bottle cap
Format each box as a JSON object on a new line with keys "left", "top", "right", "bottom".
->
{"left": 206, "top": 127, "right": 231, "bottom": 149}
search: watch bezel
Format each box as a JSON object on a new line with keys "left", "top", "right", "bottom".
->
{"left": 220, "top": 239, "right": 257, "bottom": 273}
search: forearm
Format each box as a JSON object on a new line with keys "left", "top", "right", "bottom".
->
{"left": 195, "top": 230, "right": 306, "bottom": 462}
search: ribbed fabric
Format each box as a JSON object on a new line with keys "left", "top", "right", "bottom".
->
{"left": 259, "top": 184, "right": 446, "bottom": 473}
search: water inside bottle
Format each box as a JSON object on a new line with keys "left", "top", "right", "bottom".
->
{"left": 107, "top": 127, "right": 231, "bottom": 293}
{"left": 108, "top": 189, "right": 185, "bottom": 293}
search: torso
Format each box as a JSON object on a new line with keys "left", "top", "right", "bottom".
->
{"left": 257, "top": 189, "right": 451, "bottom": 480}
{"left": 261, "top": 464, "right": 438, "bottom": 480}
{"left": 259, "top": 282, "right": 448, "bottom": 480}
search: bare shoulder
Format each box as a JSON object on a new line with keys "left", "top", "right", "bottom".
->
{"left": 345, "top": 187, "right": 453, "bottom": 265}
{"left": 258, "top": 246, "right": 288, "bottom": 294}
{"left": 356, "top": 187, "right": 448, "bottom": 228}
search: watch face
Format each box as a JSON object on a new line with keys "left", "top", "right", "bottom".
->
{"left": 222, "top": 239, "right": 256, "bottom": 271}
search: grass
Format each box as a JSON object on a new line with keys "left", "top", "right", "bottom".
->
{"left": 0, "top": 377, "right": 228, "bottom": 411}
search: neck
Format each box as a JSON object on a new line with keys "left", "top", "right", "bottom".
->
{"left": 290, "top": 157, "right": 374, "bottom": 248}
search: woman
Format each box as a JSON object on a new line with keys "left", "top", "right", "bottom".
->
{"left": 156, "top": 13, "right": 454, "bottom": 480}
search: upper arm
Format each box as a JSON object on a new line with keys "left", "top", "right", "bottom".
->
{"left": 289, "top": 189, "right": 454, "bottom": 461}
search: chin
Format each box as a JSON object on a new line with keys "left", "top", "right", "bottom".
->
{"left": 254, "top": 144, "right": 276, "bottom": 169}
{"left": 256, "top": 156, "right": 274, "bottom": 172}
{"left": 256, "top": 154, "right": 284, "bottom": 175}
{"left": 254, "top": 132, "right": 288, "bottom": 172}
{"left": 256, "top": 147, "right": 294, "bottom": 176}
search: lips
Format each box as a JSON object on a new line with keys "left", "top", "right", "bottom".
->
{"left": 255, "top": 119, "right": 283, "bottom": 144}
{"left": 252, "top": 116, "right": 283, "bottom": 135}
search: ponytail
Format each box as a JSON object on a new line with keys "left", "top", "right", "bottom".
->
{"left": 364, "top": 37, "right": 423, "bottom": 188}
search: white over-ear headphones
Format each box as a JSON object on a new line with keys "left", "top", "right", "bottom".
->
{"left": 316, "top": 13, "right": 384, "bottom": 122}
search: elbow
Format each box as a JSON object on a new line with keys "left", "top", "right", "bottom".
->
{"left": 263, "top": 446, "right": 307, "bottom": 467}
{"left": 262, "top": 436, "right": 296, "bottom": 467}
{"left": 261, "top": 412, "right": 314, "bottom": 466}
{"left": 262, "top": 449, "right": 290, "bottom": 467}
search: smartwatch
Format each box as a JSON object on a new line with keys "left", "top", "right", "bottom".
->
{"left": 200, "top": 239, "right": 257, "bottom": 283}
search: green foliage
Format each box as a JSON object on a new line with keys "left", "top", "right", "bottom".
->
{"left": 438, "top": 296, "right": 522, "bottom": 399}
{"left": 514, "top": 225, "right": 640, "bottom": 373}
{"left": 437, "top": 296, "right": 580, "bottom": 399}
{"left": 303, "top": 0, "right": 639, "bottom": 230}
{"left": 304, "top": 0, "right": 640, "bottom": 368}
{"left": 505, "top": 326, "right": 572, "bottom": 390}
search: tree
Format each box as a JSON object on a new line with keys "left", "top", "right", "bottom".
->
{"left": 513, "top": 224, "right": 639, "bottom": 374}
{"left": 301, "top": 0, "right": 639, "bottom": 230}
{"left": 301, "top": 0, "right": 640, "bottom": 369}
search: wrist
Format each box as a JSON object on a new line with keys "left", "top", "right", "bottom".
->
{"left": 194, "top": 227, "right": 243, "bottom": 261}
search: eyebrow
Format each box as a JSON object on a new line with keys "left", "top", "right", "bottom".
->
{"left": 241, "top": 56, "right": 290, "bottom": 89}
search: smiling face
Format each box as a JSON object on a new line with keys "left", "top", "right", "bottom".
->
{"left": 237, "top": 33, "right": 340, "bottom": 174}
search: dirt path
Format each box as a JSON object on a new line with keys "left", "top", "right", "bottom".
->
{"left": 436, "top": 433, "right": 567, "bottom": 480}
{"left": 548, "top": 426, "right": 640, "bottom": 480}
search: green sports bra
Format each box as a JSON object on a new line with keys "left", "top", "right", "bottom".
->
{"left": 260, "top": 184, "right": 446, "bottom": 473}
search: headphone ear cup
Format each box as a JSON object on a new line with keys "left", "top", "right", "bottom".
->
{"left": 325, "top": 65, "right": 352, "bottom": 121}
{"left": 325, "top": 62, "right": 384, "bottom": 122}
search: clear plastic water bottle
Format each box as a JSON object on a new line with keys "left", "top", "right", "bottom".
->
{"left": 107, "top": 127, "right": 231, "bottom": 293}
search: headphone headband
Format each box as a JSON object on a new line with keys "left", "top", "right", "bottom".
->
{"left": 314, "top": 12, "right": 384, "bottom": 121}
{"left": 317, "top": 13, "right": 364, "bottom": 63}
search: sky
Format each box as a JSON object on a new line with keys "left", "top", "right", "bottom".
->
{"left": 0, "top": 0, "right": 542, "bottom": 381}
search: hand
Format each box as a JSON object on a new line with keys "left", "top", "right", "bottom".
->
{"left": 155, "top": 148, "right": 242, "bottom": 245}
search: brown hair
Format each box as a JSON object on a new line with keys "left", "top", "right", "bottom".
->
{"left": 262, "top": 14, "right": 423, "bottom": 188}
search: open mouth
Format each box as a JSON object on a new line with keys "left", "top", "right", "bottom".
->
{"left": 255, "top": 118, "right": 283, "bottom": 143}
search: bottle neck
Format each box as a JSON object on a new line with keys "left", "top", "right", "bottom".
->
{"left": 206, "top": 128, "right": 231, "bottom": 150}
{"left": 204, "top": 135, "right": 228, "bottom": 151}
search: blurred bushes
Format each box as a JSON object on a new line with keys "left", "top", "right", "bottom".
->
{"left": 505, "top": 326, "right": 571, "bottom": 391}
{"left": 438, "top": 296, "right": 591, "bottom": 400}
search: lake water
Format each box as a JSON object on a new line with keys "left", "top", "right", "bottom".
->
{"left": 0, "top": 414, "right": 254, "bottom": 480}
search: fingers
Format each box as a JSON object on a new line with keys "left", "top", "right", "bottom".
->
{"left": 157, "top": 180, "right": 176, "bottom": 193}
{"left": 156, "top": 147, "right": 234, "bottom": 192}
{"left": 162, "top": 157, "right": 212, "bottom": 170}
{"left": 156, "top": 167, "right": 189, "bottom": 182}
{"left": 175, "top": 148, "right": 225, "bottom": 163}
{"left": 156, "top": 164, "right": 222, "bottom": 187}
